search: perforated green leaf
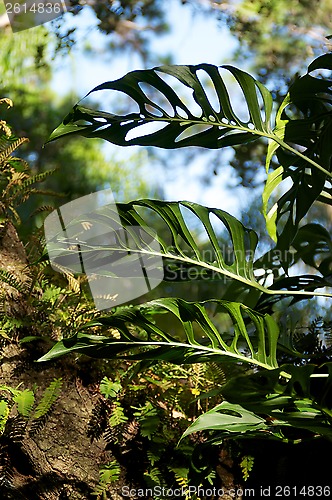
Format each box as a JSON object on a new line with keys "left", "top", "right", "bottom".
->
{"left": 46, "top": 198, "right": 332, "bottom": 299}
{"left": 183, "top": 363, "right": 332, "bottom": 442}
{"left": 263, "top": 53, "right": 332, "bottom": 248}
{"left": 38, "top": 297, "right": 279, "bottom": 370}
{"left": 48, "top": 64, "right": 273, "bottom": 148}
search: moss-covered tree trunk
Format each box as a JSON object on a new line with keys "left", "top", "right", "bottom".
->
{"left": 0, "top": 222, "right": 111, "bottom": 499}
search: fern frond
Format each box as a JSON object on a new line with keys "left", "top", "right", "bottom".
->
{"left": 32, "top": 378, "right": 62, "bottom": 420}
{"left": 171, "top": 467, "right": 189, "bottom": 487}
{"left": 206, "top": 362, "right": 227, "bottom": 386}
{"left": 92, "top": 460, "right": 121, "bottom": 498}
{"left": 0, "top": 120, "right": 12, "bottom": 137}
{"left": 0, "top": 98, "right": 13, "bottom": 109}
{"left": 144, "top": 467, "right": 163, "bottom": 487}
{"left": 5, "top": 415, "right": 27, "bottom": 443}
{"left": 66, "top": 274, "right": 81, "bottom": 294}
{"left": 99, "top": 377, "right": 122, "bottom": 399}
{"left": 29, "top": 379, "right": 62, "bottom": 435}
{"left": 0, "top": 400, "right": 10, "bottom": 435}
{"left": 18, "top": 169, "right": 55, "bottom": 190}
{"left": 6, "top": 204, "right": 22, "bottom": 224}
{"left": 0, "top": 269, "right": 28, "bottom": 294}
{"left": 29, "top": 205, "right": 55, "bottom": 218}
{"left": 147, "top": 449, "right": 161, "bottom": 467}
{"left": 240, "top": 455, "right": 255, "bottom": 481}
{"left": 0, "top": 137, "right": 28, "bottom": 163}
{"left": 109, "top": 401, "right": 128, "bottom": 427}
{"left": 0, "top": 443, "right": 13, "bottom": 488}
{"left": 13, "top": 389, "right": 35, "bottom": 418}
{"left": 122, "top": 420, "right": 139, "bottom": 442}
{"left": 3, "top": 171, "right": 28, "bottom": 193}
{"left": 134, "top": 402, "right": 159, "bottom": 440}
{"left": 87, "top": 398, "right": 110, "bottom": 442}
{"left": 103, "top": 424, "right": 120, "bottom": 444}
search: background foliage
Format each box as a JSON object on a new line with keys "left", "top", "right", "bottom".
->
{"left": 1, "top": 1, "right": 332, "bottom": 497}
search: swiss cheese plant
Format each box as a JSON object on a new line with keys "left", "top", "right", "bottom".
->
{"left": 42, "top": 52, "right": 332, "bottom": 442}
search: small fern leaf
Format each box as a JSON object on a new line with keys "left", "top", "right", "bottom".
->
{"left": 13, "top": 390, "right": 35, "bottom": 418}
{"left": 240, "top": 455, "right": 255, "bottom": 481}
{"left": 0, "top": 269, "right": 27, "bottom": 294}
{"left": 92, "top": 460, "right": 121, "bottom": 498}
{"left": 109, "top": 401, "right": 128, "bottom": 427}
{"left": 66, "top": 273, "right": 81, "bottom": 293}
{"left": 29, "top": 205, "right": 55, "bottom": 218}
{"left": 0, "top": 400, "right": 10, "bottom": 435}
{"left": 171, "top": 467, "right": 189, "bottom": 489}
{"left": 147, "top": 449, "right": 161, "bottom": 467}
{"left": 99, "top": 377, "right": 122, "bottom": 399}
{"left": 0, "top": 137, "right": 28, "bottom": 162}
{"left": 31, "top": 378, "right": 62, "bottom": 420}
{"left": 134, "top": 402, "right": 159, "bottom": 440}
{"left": 144, "top": 467, "right": 162, "bottom": 486}
{"left": 87, "top": 398, "right": 110, "bottom": 442}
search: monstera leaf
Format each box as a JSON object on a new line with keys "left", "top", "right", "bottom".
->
{"left": 45, "top": 198, "right": 332, "bottom": 300}
{"left": 183, "top": 363, "right": 332, "bottom": 441}
{"left": 291, "top": 223, "right": 332, "bottom": 277}
{"left": 48, "top": 59, "right": 332, "bottom": 256}
{"left": 263, "top": 53, "right": 332, "bottom": 249}
{"left": 48, "top": 63, "right": 273, "bottom": 148}
{"left": 38, "top": 297, "right": 279, "bottom": 370}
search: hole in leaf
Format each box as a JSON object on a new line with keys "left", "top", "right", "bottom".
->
{"left": 120, "top": 119, "right": 135, "bottom": 126}
{"left": 309, "top": 68, "right": 332, "bottom": 80}
{"left": 155, "top": 70, "right": 202, "bottom": 117}
{"left": 94, "top": 124, "right": 110, "bottom": 132}
{"left": 138, "top": 82, "right": 175, "bottom": 116}
{"left": 175, "top": 106, "right": 189, "bottom": 119}
{"left": 196, "top": 69, "right": 221, "bottom": 114}
{"left": 93, "top": 117, "right": 108, "bottom": 123}
{"left": 125, "top": 121, "right": 167, "bottom": 142}
{"left": 75, "top": 119, "right": 93, "bottom": 126}
{"left": 175, "top": 124, "right": 212, "bottom": 143}
{"left": 144, "top": 104, "right": 164, "bottom": 117}
{"left": 219, "top": 409, "right": 242, "bottom": 418}
{"left": 218, "top": 68, "right": 251, "bottom": 124}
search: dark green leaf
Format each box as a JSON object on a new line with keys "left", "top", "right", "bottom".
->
{"left": 38, "top": 297, "right": 279, "bottom": 370}
{"left": 48, "top": 64, "right": 273, "bottom": 149}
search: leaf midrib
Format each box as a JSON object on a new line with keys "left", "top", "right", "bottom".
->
{"left": 61, "top": 243, "right": 332, "bottom": 298}
{"left": 114, "top": 113, "right": 332, "bottom": 178}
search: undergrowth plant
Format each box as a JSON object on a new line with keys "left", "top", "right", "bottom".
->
{"left": 0, "top": 379, "right": 62, "bottom": 488}
{"left": 39, "top": 49, "right": 332, "bottom": 489}
{"left": 0, "top": 99, "right": 98, "bottom": 344}
{"left": 87, "top": 361, "right": 227, "bottom": 497}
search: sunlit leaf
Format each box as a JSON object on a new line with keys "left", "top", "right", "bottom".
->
{"left": 48, "top": 64, "right": 273, "bottom": 149}
{"left": 38, "top": 297, "right": 279, "bottom": 370}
